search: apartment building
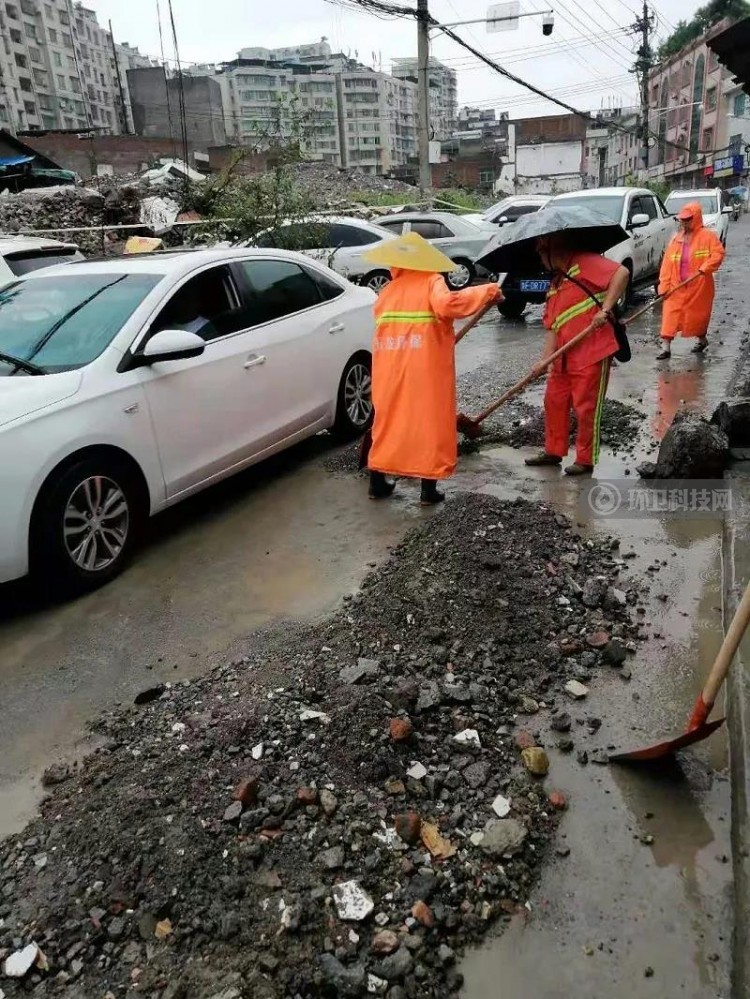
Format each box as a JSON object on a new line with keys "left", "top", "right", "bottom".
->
{"left": 0, "top": 0, "right": 121, "bottom": 133}
{"left": 336, "top": 69, "right": 417, "bottom": 173}
{"left": 392, "top": 56, "right": 457, "bottom": 139}
{"left": 646, "top": 18, "right": 738, "bottom": 187}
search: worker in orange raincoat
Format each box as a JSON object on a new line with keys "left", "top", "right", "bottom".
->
{"left": 362, "top": 232, "right": 501, "bottom": 505}
{"left": 525, "top": 232, "right": 630, "bottom": 475}
{"left": 657, "top": 201, "right": 725, "bottom": 360}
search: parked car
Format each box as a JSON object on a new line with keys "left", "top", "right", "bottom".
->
{"left": 665, "top": 188, "right": 732, "bottom": 246}
{"left": 0, "top": 248, "right": 375, "bottom": 593}
{"left": 253, "top": 215, "right": 397, "bottom": 293}
{"left": 482, "top": 195, "right": 550, "bottom": 228}
{"left": 497, "top": 187, "right": 676, "bottom": 319}
{"left": 0, "top": 236, "right": 83, "bottom": 288}
{"left": 375, "top": 211, "right": 497, "bottom": 289}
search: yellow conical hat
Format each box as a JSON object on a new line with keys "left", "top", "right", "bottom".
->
{"left": 363, "top": 230, "right": 457, "bottom": 273}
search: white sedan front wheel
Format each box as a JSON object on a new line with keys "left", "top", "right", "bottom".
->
{"left": 332, "top": 354, "right": 373, "bottom": 440}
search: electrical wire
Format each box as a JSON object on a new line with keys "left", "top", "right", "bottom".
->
{"left": 167, "top": 0, "right": 190, "bottom": 173}
{"left": 154, "top": 0, "right": 177, "bottom": 155}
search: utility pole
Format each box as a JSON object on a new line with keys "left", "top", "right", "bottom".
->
{"left": 631, "top": 0, "right": 655, "bottom": 178}
{"left": 417, "top": 0, "right": 432, "bottom": 193}
{"left": 109, "top": 20, "right": 130, "bottom": 135}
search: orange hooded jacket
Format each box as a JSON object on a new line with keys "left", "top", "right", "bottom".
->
{"left": 368, "top": 270, "right": 498, "bottom": 480}
{"left": 659, "top": 202, "right": 725, "bottom": 338}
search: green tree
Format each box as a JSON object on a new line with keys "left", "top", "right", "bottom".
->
{"left": 658, "top": 0, "right": 750, "bottom": 59}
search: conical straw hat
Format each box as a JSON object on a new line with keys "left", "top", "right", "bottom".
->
{"left": 363, "top": 230, "right": 457, "bottom": 273}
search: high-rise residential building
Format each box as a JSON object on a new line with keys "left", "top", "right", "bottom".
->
{"left": 392, "top": 56, "right": 457, "bottom": 139}
{"left": 208, "top": 44, "right": 419, "bottom": 173}
{"left": 0, "top": 0, "right": 121, "bottom": 133}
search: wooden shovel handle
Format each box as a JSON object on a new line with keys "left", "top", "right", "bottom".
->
{"left": 473, "top": 317, "right": 599, "bottom": 424}
{"left": 454, "top": 298, "right": 497, "bottom": 345}
{"left": 702, "top": 580, "right": 750, "bottom": 707}
{"left": 623, "top": 272, "right": 702, "bottom": 327}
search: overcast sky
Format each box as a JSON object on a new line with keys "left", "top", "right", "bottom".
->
{"left": 89, "top": 0, "right": 705, "bottom": 118}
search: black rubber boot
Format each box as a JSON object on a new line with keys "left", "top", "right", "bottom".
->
{"left": 525, "top": 452, "right": 563, "bottom": 467}
{"left": 420, "top": 479, "right": 445, "bottom": 506}
{"left": 691, "top": 337, "right": 708, "bottom": 354}
{"left": 369, "top": 471, "right": 395, "bottom": 500}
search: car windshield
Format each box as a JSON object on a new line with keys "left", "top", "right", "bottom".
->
{"left": 553, "top": 195, "right": 625, "bottom": 223}
{"left": 0, "top": 272, "right": 160, "bottom": 375}
{"left": 665, "top": 194, "right": 719, "bottom": 215}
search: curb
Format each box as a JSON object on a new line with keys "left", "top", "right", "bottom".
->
{"left": 723, "top": 465, "right": 750, "bottom": 999}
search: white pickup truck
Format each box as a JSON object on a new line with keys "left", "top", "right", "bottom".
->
{"left": 551, "top": 187, "right": 676, "bottom": 294}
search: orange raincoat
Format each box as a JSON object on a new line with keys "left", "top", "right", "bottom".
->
{"left": 659, "top": 203, "right": 725, "bottom": 339}
{"left": 369, "top": 270, "right": 498, "bottom": 479}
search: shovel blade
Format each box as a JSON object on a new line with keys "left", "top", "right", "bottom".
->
{"left": 457, "top": 414, "right": 483, "bottom": 440}
{"left": 608, "top": 717, "right": 725, "bottom": 763}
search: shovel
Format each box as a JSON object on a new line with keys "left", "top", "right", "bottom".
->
{"left": 357, "top": 301, "right": 498, "bottom": 470}
{"left": 457, "top": 274, "right": 702, "bottom": 440}
{"left": 610, "top": 579, "right": 750, "bottom": 763}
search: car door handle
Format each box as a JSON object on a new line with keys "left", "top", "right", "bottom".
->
{"left": 244, "top": 354, "right": 266, "bottom": 369}
{"left": 329, "top": 322, "right": 345, "bottom": 334}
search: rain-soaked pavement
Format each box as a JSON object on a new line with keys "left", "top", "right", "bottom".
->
{"left": 1, "top": 220, "right": 749, "bottom": 997}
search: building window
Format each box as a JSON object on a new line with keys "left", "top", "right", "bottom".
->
{"left": 24, "top": 100, "right": 35, "bottom": 115}
{"left": 479, "top": 169, "right": 494, "bottom": 185}
{"left": 706, "top": 87, "right": 717, "bottom": 111}
{"left": 49, "top": 27, "right": 57, "bottom": 42}
{"left": 28, "top": 46, "right": 42, "bottom": 64}
{"left": 45, "top": 3, "right": 53, "bottom": 17}
{"left": 734, "top": 93, "right": 746, "bottom": 117}
{"left": 14, "top": 53, "right": 27, "bottom": 68}
{"left": 708, "top": 49, "right": 719, "bottom": 71}
{"left": 56, "top": 73, "right": 65, "bottom": 88}
{"left": 59, "top": 8, "right": 69, "bottom": 24}
{"left": 703, "top": 127, "right": 713, "bottom": 151}
{"left": 53, "top": 50, "right": 62, "bottom": 66}
{"left": 9, "top": 27, "right": 21, "bottom": 42}
{"left": 5, "top": 4, "right": 19, "bottom": 19}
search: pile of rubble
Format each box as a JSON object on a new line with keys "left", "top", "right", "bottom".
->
{"left": 290, "top": 162, "right": 420, "bottom": 209}
{"left": 0, "top": 493, "right": 642, "bottom": 999}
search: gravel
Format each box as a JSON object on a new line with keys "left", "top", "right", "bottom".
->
{"left": 0, "top": 493, "right": 642, "bottom": 999}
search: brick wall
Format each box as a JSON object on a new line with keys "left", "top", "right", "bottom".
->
{"left": 431, "top": 155, "right": 496, "bottom": 191}
{"left": 22, "top": 134, "right": 196, "bottom": 178}
{"left": 514, "top": 114, "right": 588, "bottom": 145}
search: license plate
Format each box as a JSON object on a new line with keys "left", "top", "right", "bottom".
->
{"left": 519, "top": 279, "right": 550, "bottom": 293}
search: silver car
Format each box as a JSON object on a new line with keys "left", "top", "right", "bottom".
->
{"left": 376, "top": 211, "right": 496, "bottom": 289}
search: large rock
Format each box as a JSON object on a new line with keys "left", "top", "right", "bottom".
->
{"left": 479, "top": 818, "right": 528, "bottom": 857}
{"left": 711, "top": 399, "right": 750, "bottom": 447}
{"left": 638, "top": 411, "right": 728, "bottom": 479}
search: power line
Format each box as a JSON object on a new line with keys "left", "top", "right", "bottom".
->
{"left": 554, "top": 0, "right": 634, "bottom": 70}
{"left": 167, "top": 0, "right": 190, "bottom": 173}
{"left": 154, "top": 0, "right": 177, "bottom": 156}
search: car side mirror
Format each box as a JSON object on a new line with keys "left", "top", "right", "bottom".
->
{"left": 497, "top": 215, "right": 509, "bottom": 224}
{"left": 629, "top": 213, "right": 650, "bottom": 228}
{"left": 722, "top": 206, "right": 733, "bottom": 215}
{"left": 134, "top": 329, "right": 206, "bottom": 367}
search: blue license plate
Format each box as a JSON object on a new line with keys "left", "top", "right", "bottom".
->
{"left": 519, "top": 279, "right": 550, "bottom": 293}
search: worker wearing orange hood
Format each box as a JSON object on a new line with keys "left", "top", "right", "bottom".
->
{"left": 362, "top": 232, "right": 501, "bottom": 505}
{"left": 657, "top": 201, "right": 725, "bottom": 360}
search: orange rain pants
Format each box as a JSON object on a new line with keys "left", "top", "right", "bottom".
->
{"left": 544, "top": 358, "right": 611, "bottom": 466}
{"left": 659, "top": 203, "right": 725, "bottom": 339}
{"left": 369, "top": 269, "right": 498, "bottom": 480}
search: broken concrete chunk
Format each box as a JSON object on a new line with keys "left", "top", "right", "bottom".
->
{"left": 3, "top": 943, "right": 42, "bottom": 978}
{"left": 332, "top": 881, "right": 375, "bottom": 921}
{"left": 406, "top": 762, "right": 427, "bottom": 780}
{"left": 480, "top": 819, "right": 527, "bottom": 858}
{"left": 339, "top": 660, "right": 380, "bottom": 685}
{"left": 565, "top": 680, "right": 589, "bottom": 699}
{"left": 491, "top": 794, "right": 511, "bottom": 818}
{"left": 452, "top": 728, "right": 481, "bottom": 748}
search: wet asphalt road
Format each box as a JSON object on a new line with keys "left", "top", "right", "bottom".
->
{"left": 1, "top": 220, "right": 749, "bottom": 997}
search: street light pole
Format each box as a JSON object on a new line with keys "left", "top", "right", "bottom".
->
{"left": 417, "top": 0, "right": 432, "bottom": 193}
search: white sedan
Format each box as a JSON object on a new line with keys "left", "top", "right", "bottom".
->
{"left": 0, "top": 248, "right": 375, "bottom": 593}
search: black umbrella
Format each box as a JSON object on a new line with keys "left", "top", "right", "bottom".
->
{"left": 476, "top": 204, "right": 629, "bottom": 274}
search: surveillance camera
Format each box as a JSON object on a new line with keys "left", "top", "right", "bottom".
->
{"left": 542, "top": 13, "right": 554, "bottom": 35}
